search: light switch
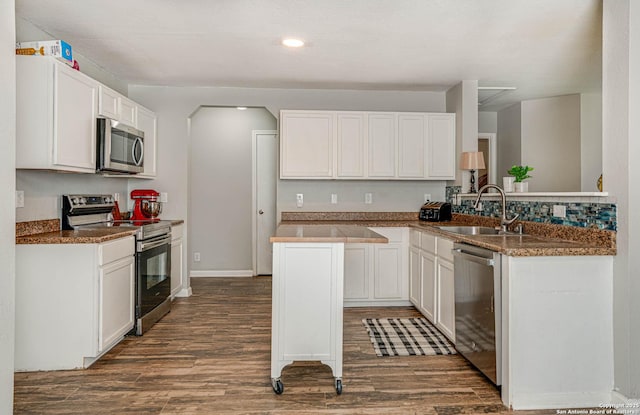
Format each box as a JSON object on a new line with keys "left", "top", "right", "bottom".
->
{"left": 365, "top": 193, "right": 373, "bottom": 204}
{"left": 296, "top": 193, "right": 303, "bottom": 208}
{"left": 160, "top": 192, "right": 168, "bottom": 203}
{"left": 15, "top": 190, "right": 24, "bottom": 208}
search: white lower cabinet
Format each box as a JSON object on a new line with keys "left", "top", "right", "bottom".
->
{"left": 409, "top": 229, "right": 455, "bottom": 342}
{"left": 171, "top": 223, "right": 184, "bottom": 298}
{"left": 15, "top": 236, "right": 135, "bottom": 371}
{"left": 344, "top": 227, "right": 409, "bottom": 306}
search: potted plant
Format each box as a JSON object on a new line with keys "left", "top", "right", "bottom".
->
{"left": 507, "top": 165, "right": 534, "bottom": 192}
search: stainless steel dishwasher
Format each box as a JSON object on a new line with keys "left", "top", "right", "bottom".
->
{"left": 452, "top": 243, "right": 502, "bottom": 386}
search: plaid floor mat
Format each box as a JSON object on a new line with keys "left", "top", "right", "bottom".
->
{"left": 362, "top": 318, "right": 457, "bottom": 357}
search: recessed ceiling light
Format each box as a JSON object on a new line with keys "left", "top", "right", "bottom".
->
{"left": 237, "top": 106, "right": 247, "bottom": 110}
{"left": 282, "top": 38, "right": 304, "bottom": 48}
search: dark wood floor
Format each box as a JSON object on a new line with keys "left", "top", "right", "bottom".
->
{"left": 14, "top": 277, "right": 557, "bottom": 414}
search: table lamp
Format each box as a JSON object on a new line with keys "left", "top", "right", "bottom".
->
{"left": 460, "top": 151, "right": 485, "bottom": 193}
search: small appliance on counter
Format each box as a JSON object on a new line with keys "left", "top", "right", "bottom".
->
{"left": 131, "top": 189, "right": 162, "bottom": 221}
{"left": 419, "top": 201, "right": 452, "bottom": 222}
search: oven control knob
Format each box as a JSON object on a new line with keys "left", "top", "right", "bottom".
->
{"left": 71, "top": 197, "right": 79, "bottom": 205}
{"left": 79, "top": 197, "right": 86, "bottom": 205}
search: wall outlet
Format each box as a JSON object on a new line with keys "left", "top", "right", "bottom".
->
{"left": 331, "top": 193, "right": 338, "bottom": 204}
{"left": 424, "top": 193, "right": 431, "bottom": 203}
{"left": 15, "top": 190, "right": 24, "bottom": 208}
{"left": 194, "top": 252, "right": 201, "bottom": 262}
{"left": 113, "top": 192, "right": 120, "bottom": 202}
{"left": 160, "top": 192, "right": 169, "bottom": 203}
{"left": 296, "top": 193, "right": 303, "bottom": 208}
{"left": 365, "top": 193, "right": 373, "bottom": 204}
{"left": 553, "top": 205, "right": 567, "bottom": 218}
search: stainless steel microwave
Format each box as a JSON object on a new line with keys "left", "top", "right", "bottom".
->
{"left": 96, "top": 118, "right": 144, "bottom": 174}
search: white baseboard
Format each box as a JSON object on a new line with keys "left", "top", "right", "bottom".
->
{"left": 190, "top": 270, "right": 254, "bottom": 277}
{"left": 611, "top": 391, "right": 640, "bottom": 410}
{"left": 511, "top": 391, "right": 615, "bottom": 410}
{"left": 174, "top": 286, "right": 192, "bottom": 297}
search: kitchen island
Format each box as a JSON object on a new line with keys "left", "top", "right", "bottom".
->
{"left": 269, "top": 225, "right": 387, "bottom": 394}
{"left": 274, "top": 212, "right": 616, "bottom": 409}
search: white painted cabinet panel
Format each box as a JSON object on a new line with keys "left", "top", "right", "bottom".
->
{"left": 436, "top": 258, "right": 455, "bottom": 341}
{"left": 373, "top": 245, "right": 403, "bottom": 299}
{"left": 171, "top": 224, "right": 184, "bottom": 298}
{"left": 344, "top": 244, "right": 370, "bottom": 300}
{"left": 118, "top": 96, "right": 138, "bottom": 127}
{"left": 99, "top": 256, "right": 135, "bottom": 352}
{"left": 98, "top": 85, "right": 120, "bottom": 120}
{"left": 409, "top": 247, "right": 421, "bottom": 307}
{"left": 420, "top": 250, "right": 437, "bottom": 321}
{"left": 427, "top": 114, "right": 456, "bottom": 179}
{"left": 137, "top": 105, "right": 158, "bottom": 178}
{"left": 398, "top": 114, "right": 426, "bottom": 178}
{"left": 280, "top": 111, "right": 334, "bottom": 178}
{"left": 368, "top": 113, "right": 397, "bottom": 177}
{"left": 336, "top": 112, "right": 366, "bottom": 178}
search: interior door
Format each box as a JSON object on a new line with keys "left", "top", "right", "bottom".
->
{"left": 255, "top": 131, "right": 277, "bottom": 275}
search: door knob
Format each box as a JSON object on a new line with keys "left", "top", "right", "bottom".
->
{"left": 259, "top": 210, "right": 264, "bottom": 215}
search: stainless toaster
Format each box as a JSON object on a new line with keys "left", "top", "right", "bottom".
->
{"left": 419, "top": 202, "right": 452, "bottom": 222}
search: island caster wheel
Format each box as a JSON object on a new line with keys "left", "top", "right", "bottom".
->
{"left": 271, "top": 378, "right": 284, "bottom": 395}
{"left": 335, "top": 378, "right": 342, "bottom": 395}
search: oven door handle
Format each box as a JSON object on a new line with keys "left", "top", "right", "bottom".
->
{"left": 452, "top": 249, "right": 495, "bottom": 266}
{"left": 138, "top": 236, "right": 171, "bottom": 252}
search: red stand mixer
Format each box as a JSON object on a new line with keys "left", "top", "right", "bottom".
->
{"left": 131, "top": 189, "right": 163, "bottom": 221}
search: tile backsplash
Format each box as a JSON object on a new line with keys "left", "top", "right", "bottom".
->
{"left": 445, "top": 186, "right": 617, "bottom": 231}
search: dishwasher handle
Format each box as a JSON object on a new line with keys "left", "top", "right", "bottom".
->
{"left": 452, "top": 248, "right": 495, "bottom": 267}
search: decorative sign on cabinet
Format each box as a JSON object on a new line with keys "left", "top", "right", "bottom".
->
{"left": 280, "top": 110, "right": 456, "bottom": 180}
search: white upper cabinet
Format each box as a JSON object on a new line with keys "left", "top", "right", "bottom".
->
{"left": 427, "top": 114, "right": 456, "bottom": 179}
{"left": 397, "top": 113, "right": 426, "bottom": 178}
{"left": 17, "top": 56, "right": 97, "bottom": 173}
{"left": 97, "top": 85, "right": 119, "bottom": 120}
{"left": 336, "top": 112, "right": 366, "bottom": 178}
{"left": 280, "top": 111, "right": 335, "bottom": 178}
{"left": 136, "top": 105, "right": 158, "bottom": 178}
{"left": 118, "top": 96, "right": 138, "bottom": 127}
{"left": 279, "top": 110, "right": 455, "bottom": 180}
{"left": 367, "top": 113, "right": 397, "bottom": 178}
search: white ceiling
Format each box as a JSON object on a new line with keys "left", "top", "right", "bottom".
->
{"left": 15, "top": 0, "right": 602, "bottom": 111}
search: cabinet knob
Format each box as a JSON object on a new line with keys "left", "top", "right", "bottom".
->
{"left": 259, "top": 210, "right": 264, "bottom": 215}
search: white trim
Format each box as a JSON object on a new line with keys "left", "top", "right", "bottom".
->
{"left": 478, "top": 132, "right": 497, "bottom": 186}
{"left": 174, "top": 286, "right": 192, "bottom": 298}
{"left": 611, "top": 390, "right": 640, "bottom": 405}
{"left": 190, "top": 270, "right": 254, "bottom": 277}
{"left": 509, "top": 392, "right": 615, "bottom": 410}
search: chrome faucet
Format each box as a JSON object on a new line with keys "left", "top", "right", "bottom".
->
{"left": 474, "top": 184, "right": 519, "bottom": 233}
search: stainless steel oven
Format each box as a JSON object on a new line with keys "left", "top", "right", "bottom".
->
{"left": 135, "top": 232, "right": 171, "bottom": 335}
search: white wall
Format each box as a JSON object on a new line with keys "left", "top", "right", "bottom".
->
{"left": 446, "top": 80, "right": 478, "bottom": 192}
{"left": 189, "top": 107, "right": 276, "bottom": 272}
{"left": 497, "top": 103, "right": 522, "bottom": 182}
{"left": 581, "top": 93, "right": 603, "bottom": 191}
{"left": 16, "top": 17, "right": 128, "bottom": 95}
{"left": 521, "top": 95, "right": 581, "bottom": 192}
{"left": 479, "top": 111, "right": 498, "bottom": 134}
{"left": 0, "top": 0, "right": 15, "bottom": 412}
{"left": 603, "top": 0, "right": 640, "bottom": 401}
{"left": 128, "top": 85, "right": 447, "bottom": 276}
{"left": 16, "top": 172, "right": 130, "bottom": 222}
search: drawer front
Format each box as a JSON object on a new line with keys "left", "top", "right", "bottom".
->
{"left": 436, "top": 237, "right": 454, "bottom": 262}
{"left": 420, "top": 231, "right": 436, "bottom": 254}
{"left": 368, "top": 227, "right": 405, "bottom": 243}
{"left": 99, "top": 236, "right": 135, "bottom": 266}
{"left": 171, "top": 224, "right": 184, "bottom": 241}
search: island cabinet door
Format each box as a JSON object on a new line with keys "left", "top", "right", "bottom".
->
{"left": 271, "top": 242, "right": 344, "bottom": 379}
{"left": 344, "top": 244, "right": 370, "bottom": 301}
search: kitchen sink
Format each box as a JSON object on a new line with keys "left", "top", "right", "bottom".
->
{"left": 435, "top": 226, "right": 517, "bottom": 236}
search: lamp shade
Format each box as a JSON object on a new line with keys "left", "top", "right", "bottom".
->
{"left": 460, "top": 151, "right": 486, "bottom": 170}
